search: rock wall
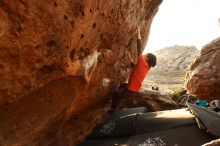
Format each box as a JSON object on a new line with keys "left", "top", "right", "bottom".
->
{"left": 118, "top": 90, "right": 179, "bottom": 111}
{"left": 185, "top": 37, "right": 220, "bottom": 101}
{"left": 0, "top": 0, "right": 162, "bottom": 106}
{"left": 0, "top": 0, "right": 162, "bottom": 145}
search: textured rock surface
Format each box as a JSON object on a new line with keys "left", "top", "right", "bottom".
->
{"left": 118, "top": 89, "right": 179, "bottom": 111}
{"left": 185, "top": 38, "right": 220, "bottom": 101}
{"left": 0, "top": 0, "right": 162, "bottom": 145}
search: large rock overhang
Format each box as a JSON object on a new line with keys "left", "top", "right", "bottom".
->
{"left": 0, "top": 0, "right": 163, "bottom": 145}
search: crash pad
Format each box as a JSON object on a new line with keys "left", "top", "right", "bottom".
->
{"left": 78, "top": 108, "right": 214, "bottom": 146}
{"left": 187, "top": 102, "right": 220, "bottom": 137}
{"left": 88, "top": 108, "right": 196, "bottom": 139}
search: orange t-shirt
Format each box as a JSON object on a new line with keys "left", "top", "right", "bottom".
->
{"left": 127, "top": 55, "right": 150, "bottom": 92}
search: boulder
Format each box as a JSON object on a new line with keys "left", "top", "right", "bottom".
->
{"left": 118, "top": 89, "right": 179, "bottom": 111}
{"left": 185, "top": 38, "right": 220, "bottom": 101}
{"left": 0, "top": 0, "right": 162, "bottom": 106}
{"left": 0, "top": 0, "right": 162, "bottom": 145}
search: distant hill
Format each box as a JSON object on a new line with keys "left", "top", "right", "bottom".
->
{"left": 153, "top": 45, "right": 200, "bottom": 73}
{"left": 142, "top": 45, "right": 200, "bottom": 92}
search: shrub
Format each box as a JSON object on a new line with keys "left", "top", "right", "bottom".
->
{"left": 172, "top": 87, "right": 187, "bottom": 103}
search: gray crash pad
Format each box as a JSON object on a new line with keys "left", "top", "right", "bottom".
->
{"left": 107, "top": 107, "right": 148, "bottom": 120}
{"left": 78, "top": 108, "right": 215, "bottom": 146}
{"left": 187, "top": 102, "right": 220, "bottom": 137}
{"left": 88, "top": 108, "right": 197, "bottom": 139}
{"left": 88, "top": 107, "right": 148, "bottom": 139}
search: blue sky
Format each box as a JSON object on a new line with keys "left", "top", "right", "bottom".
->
{"left": 144, "top": 0, "right": 220, "bottom": 53}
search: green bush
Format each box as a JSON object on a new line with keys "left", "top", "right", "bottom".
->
{"left": 171, "top": 87, "right": 187, "bottom": 102}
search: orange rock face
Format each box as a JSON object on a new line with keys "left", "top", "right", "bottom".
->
{"left": 185, "top": 37, "right": 220, "bottom": 101}
{"left": 0, "top": 0, "right": 162, "bottom": 145}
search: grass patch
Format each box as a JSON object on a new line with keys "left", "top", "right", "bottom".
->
{"left": 171, "top": 87, "right": 187, "bottom": 102}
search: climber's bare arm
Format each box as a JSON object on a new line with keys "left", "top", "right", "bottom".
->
{"left": 126, "top": 27, "right": 142, "bottom": 68}
{"left": 137, "top": 27, "right": 143, "bottom": 55}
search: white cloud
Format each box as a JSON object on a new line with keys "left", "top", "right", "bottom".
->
{"left": 144, "top": 0, "right": 220, "bottom": 53}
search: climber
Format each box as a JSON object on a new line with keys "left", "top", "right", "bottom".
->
{"left": 111, "top": 27, "right": 157, "bottom": 110}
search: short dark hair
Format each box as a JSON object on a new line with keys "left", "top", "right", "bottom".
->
{"left": 146, "top": 53, "right": 157, "bottom": 67}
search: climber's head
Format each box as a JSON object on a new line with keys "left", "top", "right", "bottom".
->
{"left": 145, "top": 53, "right": 157, "bottom": 67}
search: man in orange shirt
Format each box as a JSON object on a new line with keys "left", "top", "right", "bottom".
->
{"left": 111, "top": 27, "right": 157, "bottom": 110}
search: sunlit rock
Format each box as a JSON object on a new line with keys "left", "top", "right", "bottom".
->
{"left": 185, "top": 37, "right": 220, "bottom": 101}
{"left": 0, "top": 0, "right": 162, "bottom": 145}
{"left": 118, "top": 89, "right": 179, "bottom": 111}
